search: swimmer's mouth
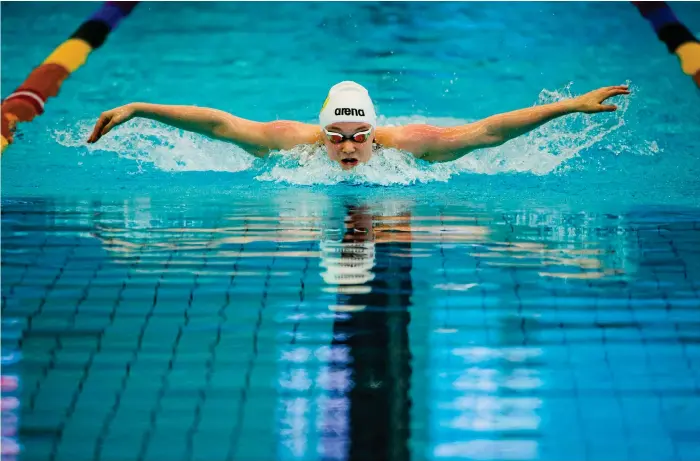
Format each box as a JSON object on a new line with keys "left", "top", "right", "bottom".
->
{"left": 342, "top": 158, "right": 359, "bottom": 166}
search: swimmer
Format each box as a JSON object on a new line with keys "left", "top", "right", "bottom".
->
{"left": 87, "top": 81, "right": 630, "bottom": 169}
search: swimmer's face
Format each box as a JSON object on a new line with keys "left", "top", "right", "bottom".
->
{"left": 322, "top": 122, "right": 375, "bottom": 170}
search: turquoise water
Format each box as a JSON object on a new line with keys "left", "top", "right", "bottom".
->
{"left": 2, "top": 2, "right": 700, "bottom": 461}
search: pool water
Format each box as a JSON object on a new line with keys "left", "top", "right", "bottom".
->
{"left": 2, "top": 2, "right": 700, "bottom": 461}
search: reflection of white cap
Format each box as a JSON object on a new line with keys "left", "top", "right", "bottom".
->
{"left": 319, "top": 240, "right": 376, "bottom": 286}
{"left": 319, "top": 81, "right": 377, "bottom": 128}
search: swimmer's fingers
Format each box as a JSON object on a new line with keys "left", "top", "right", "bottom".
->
{"left": 575, "top": 86, "right": 627, "bottom": 113}
{"left": 588, "top": 86, "right": 631, "bottom": 112}
{"left": 88, "top": 111, "right": 118, "bottom": 143}
{"left": 100, "top": 118, "right": 119, "bottom": 138}
{"left": 88, "top": 113, "right": 112, "bottom": 143}
{"left": 603, "top": 86, "right": 631, "bottom": 99}
{"left": 88, "top": 106, "right": 134, "bottom": 143}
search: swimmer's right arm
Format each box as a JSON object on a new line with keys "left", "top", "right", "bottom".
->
{"left": 87, "top": 103, "right": 319, "bottom": 157}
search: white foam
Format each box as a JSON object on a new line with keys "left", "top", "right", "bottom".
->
{"left": 256, "top": 143, "right": 456, "bottom": 186}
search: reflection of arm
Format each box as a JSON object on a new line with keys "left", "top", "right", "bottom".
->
{"left": 90, "top": 224, "right": 322, "bottom": 257}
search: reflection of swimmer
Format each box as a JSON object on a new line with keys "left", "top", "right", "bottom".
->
{"left": 320, "top": 205, "right": 379, "bottom": 290}
{"left": 85, "top": 199, "right": 628, "bottom": 280}
{"left": 321, "top": 203, "right": 414, "bottom": 460}
{"left": 87, "top": 81, "right": 630, "bottom": 170}
{"left": 320, "top": 239, "right": 376, "bottom": 287}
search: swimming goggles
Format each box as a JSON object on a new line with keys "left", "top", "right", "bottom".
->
{"left": 323, "top": 128, "right": 372, "bottom": 144}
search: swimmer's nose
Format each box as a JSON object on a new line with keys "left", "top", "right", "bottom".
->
{"left": 340, "top": 141, "right": 356, "bottom": 153}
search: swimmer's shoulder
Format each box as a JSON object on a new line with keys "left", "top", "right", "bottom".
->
{"left": 265, "top": 121, "right": 321, "bottom": 149}
{"left": 375, "top": 124, "right": 442, "bottom": 157}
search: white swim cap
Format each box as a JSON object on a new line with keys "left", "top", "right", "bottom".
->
{"left": 319, "top": 81, "right": 377, "bottom": 128}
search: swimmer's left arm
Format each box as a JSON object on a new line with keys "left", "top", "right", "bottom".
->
{"left": 388, "top": 85, "right": 630, "bottom": 162}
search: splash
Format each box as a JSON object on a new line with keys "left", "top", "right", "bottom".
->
{"left": 55, "top": 83, "right": 649, "bottom": 185}
{"left": 55, "top": 118, "right": 255, "bottom": 173}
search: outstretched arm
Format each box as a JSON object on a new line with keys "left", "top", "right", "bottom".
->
{"left": 87, "top": 103, "right": 318, "bottom": 157}
{"left": 386, "top": 85, "right": 630, "bottom": 162}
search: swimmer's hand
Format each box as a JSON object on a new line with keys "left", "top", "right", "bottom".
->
{"left": 87, "top": 104, "right": 136, "bottom": 143}
{"left": 570, "top": 85, "right": 630, "bottom": 113}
